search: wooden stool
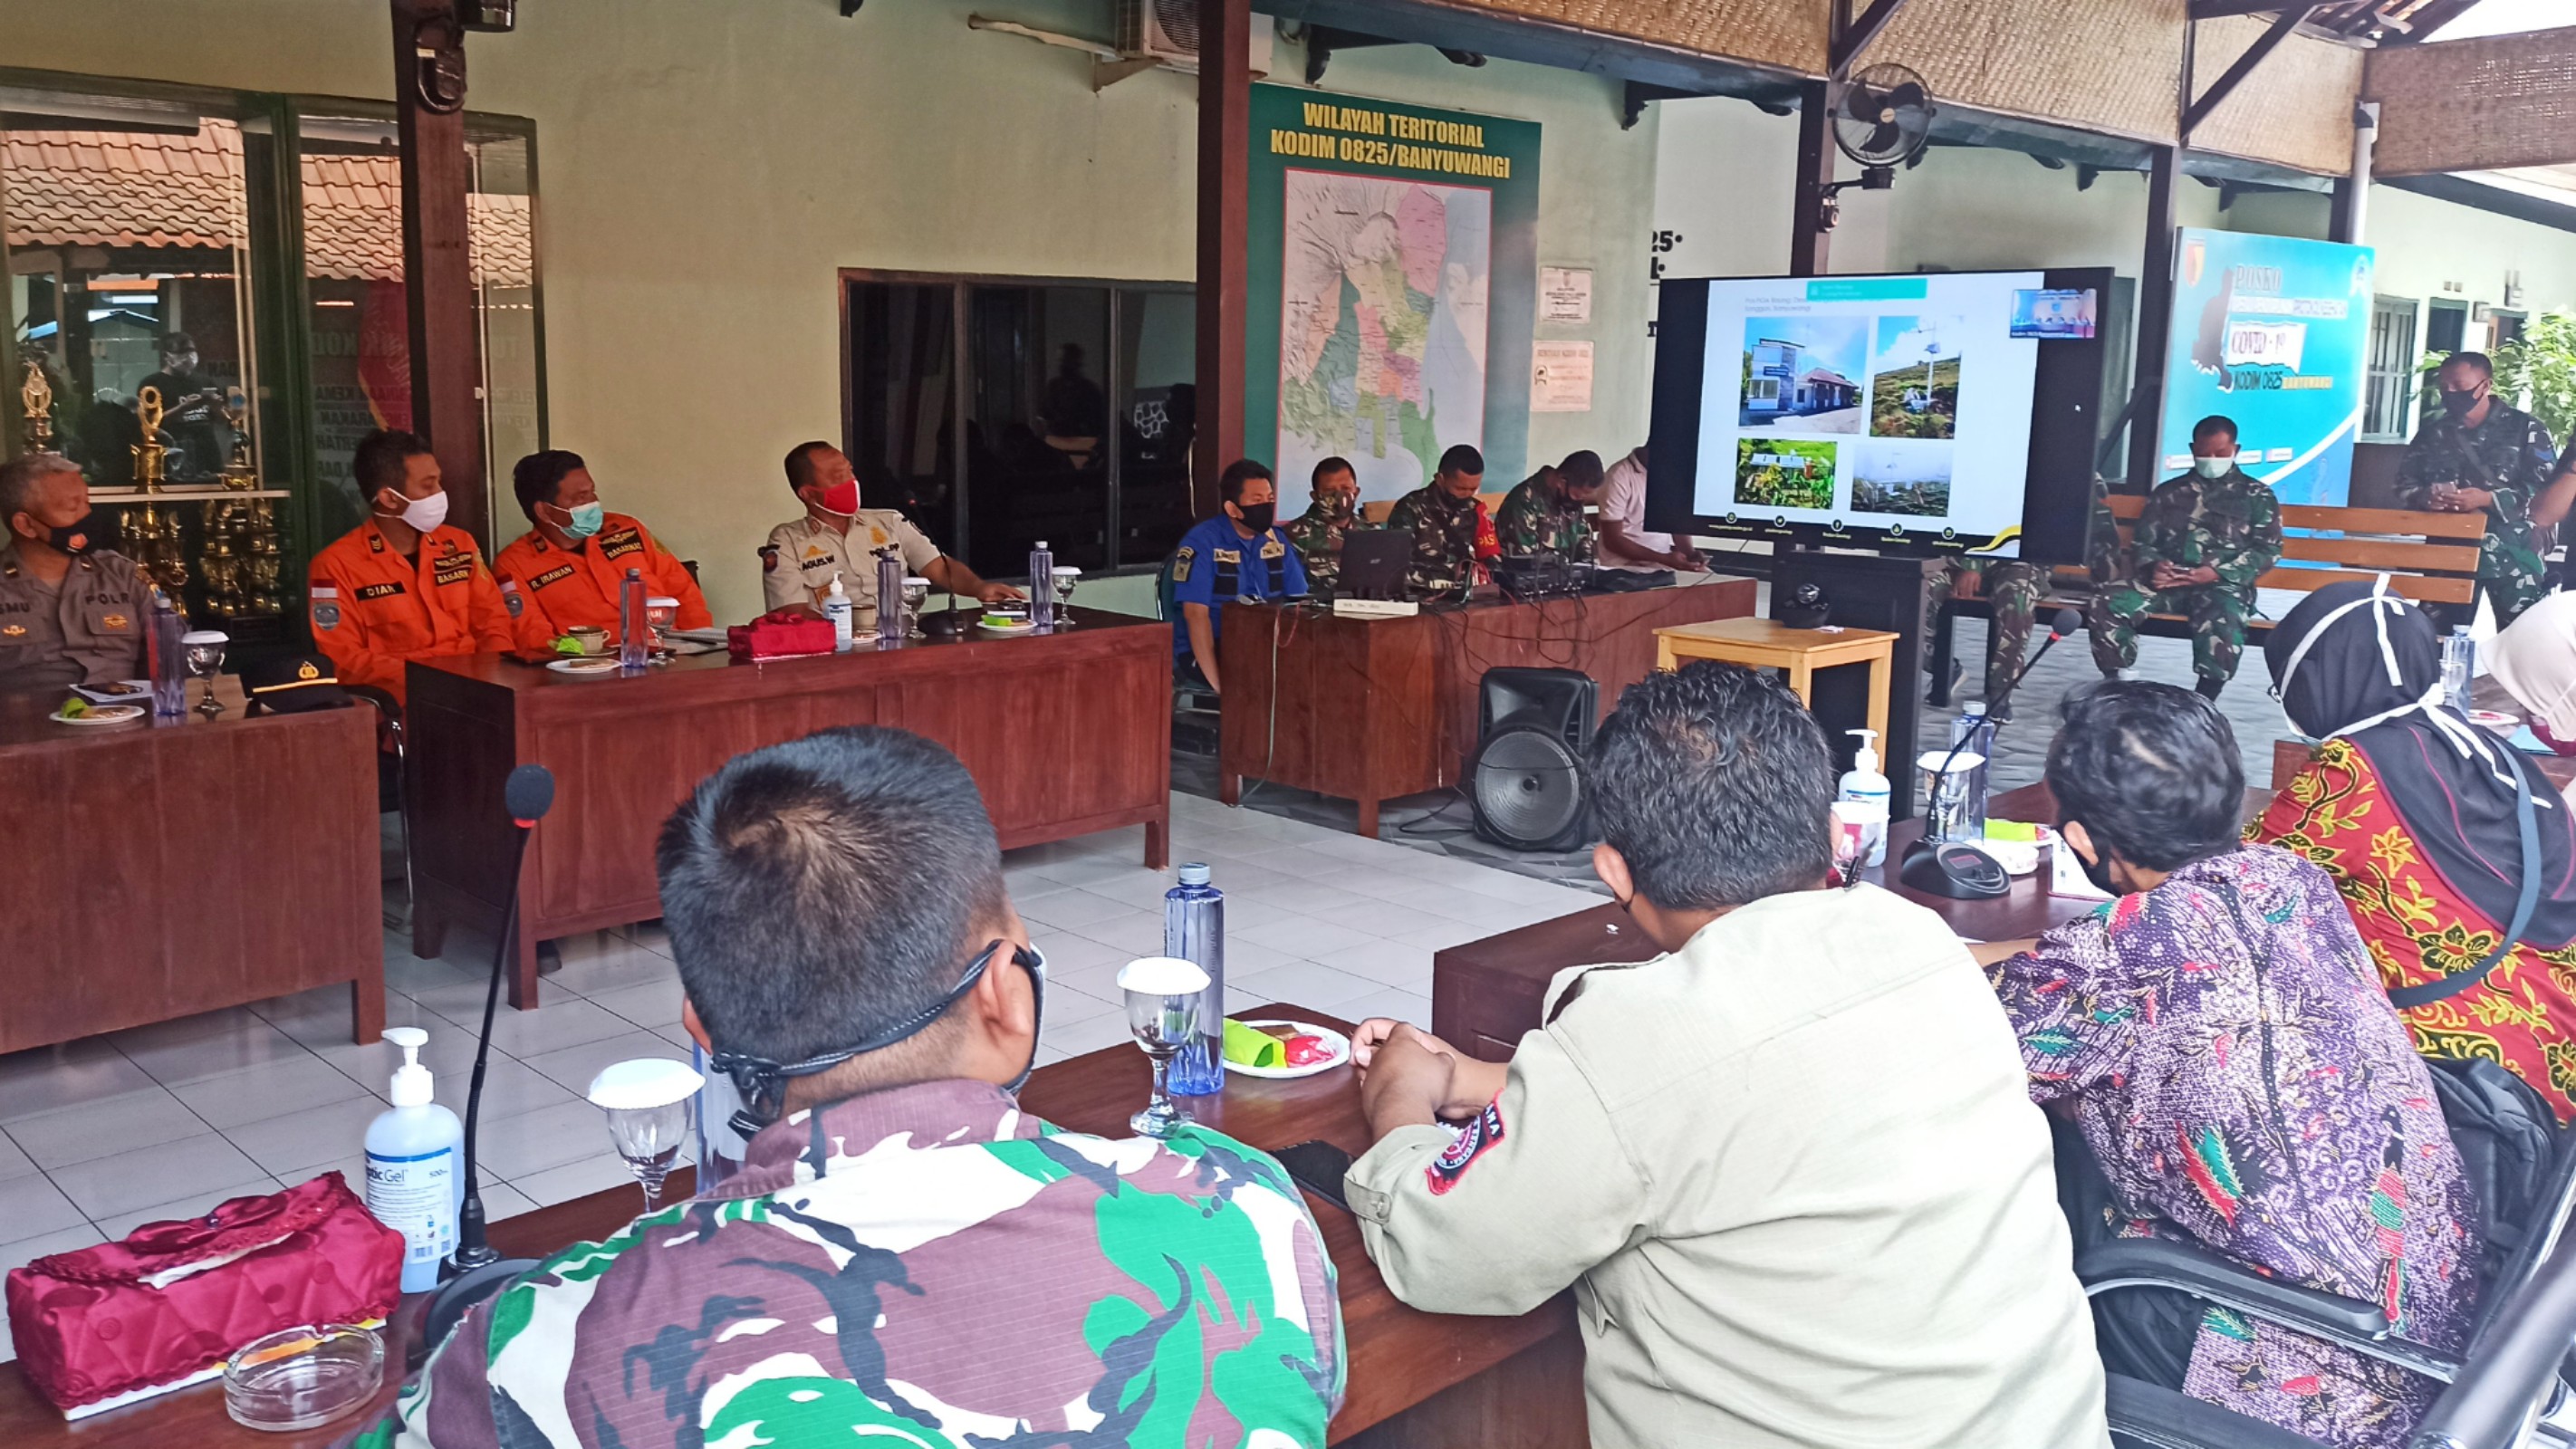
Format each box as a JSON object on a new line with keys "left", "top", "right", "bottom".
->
{"left": 1654, "top": 618, "right": 1899, "bottom": 748}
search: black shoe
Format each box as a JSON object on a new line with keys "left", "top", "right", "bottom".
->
{"left": 2196, "top": 676, "right": 2225, "bottom": 701}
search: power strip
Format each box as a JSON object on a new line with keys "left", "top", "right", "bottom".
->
{"left": 1332, "top": 598, "right": 1420, "bottom": 619}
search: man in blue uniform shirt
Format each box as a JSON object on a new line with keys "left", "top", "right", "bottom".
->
{"left": 1173, "top": 458, "right": 1308, "bottom": 696}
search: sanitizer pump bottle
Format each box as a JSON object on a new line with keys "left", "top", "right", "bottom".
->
{"left": 1839, "top": 728, "right": 1892, "bottom": 867}
{"left": 365, "top": 1027, "right": 465, "bottom": 1293}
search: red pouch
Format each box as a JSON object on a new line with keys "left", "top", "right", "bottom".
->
{"left": 727, "top": 609, "right": 839, "bottom": 662}
{"left": 5, "top": 1172, "right": 404, "bottom": 1415}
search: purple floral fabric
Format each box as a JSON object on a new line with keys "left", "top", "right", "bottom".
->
{"left": 1992, "top": 844, "right": 2481, "bottom": 1449}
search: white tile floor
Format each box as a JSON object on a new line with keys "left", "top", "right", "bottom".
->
{"left": 0, "top": 790, "right": 1603, "bottom": 1361}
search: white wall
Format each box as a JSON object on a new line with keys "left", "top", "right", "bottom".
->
{"left": 7, "top": 0, "right": 1657, "bottom": 621}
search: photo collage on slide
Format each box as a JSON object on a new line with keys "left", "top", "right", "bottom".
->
{"left": 1731, "top": 311, "right": 1966, "bottom": 526}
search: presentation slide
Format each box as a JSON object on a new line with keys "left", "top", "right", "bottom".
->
{"left": 1648, "top": 269, "right": 2110, "bottom": 565}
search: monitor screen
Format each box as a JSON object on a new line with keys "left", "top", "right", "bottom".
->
{"left": 1647, "top": 268, "right": 2112, "bottom": 565}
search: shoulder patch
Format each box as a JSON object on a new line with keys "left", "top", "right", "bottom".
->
{"left": 1427, "top": 1099, "right": 1506, "bottom": 1196}
{"left": 501, "top": 580, "right": 524, "bottom": 617}
{"left": 599, "top": 529, "right": 644, "bottom": 561}
{"left": 1173, "top": 546, "right": 1195, "bottom": 582}
{"left": 759, "top": 543, "right": 780, "bottom": 573}
{"left": 313, "top": 601, "right": 341, "bottom": 629}
{"left": 366, "top": 532, "right": 385, "bottom": 553}
{"left": 1261, "top": 535, "right": 1285, "bottom": 559}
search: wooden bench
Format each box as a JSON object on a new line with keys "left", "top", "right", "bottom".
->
{"left": 1929, "top": 495, "right": 2486, "bottom": 700}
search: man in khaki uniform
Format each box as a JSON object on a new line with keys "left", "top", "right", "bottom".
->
{"left": 762, "top": 441, "right": 1018, "bottom": 632}
{"left": 0, "top": 451, "right": 157, "bottom": 693}
{"left": 1348, "top": 662, "right": 2110, "bottom": 1449}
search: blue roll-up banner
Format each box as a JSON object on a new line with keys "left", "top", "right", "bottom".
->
{"left": 2158, "top": 229, "right": 2375, "bottom": 505}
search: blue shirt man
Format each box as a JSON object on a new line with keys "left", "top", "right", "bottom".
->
{"left": 1172, "top": 457, "right": 1308, "bottom": 694}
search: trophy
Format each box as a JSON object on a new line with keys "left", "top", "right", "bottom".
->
{"left": 132, "top": 386, "right": 168, "bottom": 494}
{"left": 19, "top": 357, "right": 53, "bottom": 453}
{"left": 123, "top": 389, "right": 188, "bottom": 593}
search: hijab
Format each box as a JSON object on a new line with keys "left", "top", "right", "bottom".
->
{"left": 2493, "top": 591, "right": 2576, "bottom": 744}
{"left": 2265, "top": 578, "right": 2576, "bottom": 949}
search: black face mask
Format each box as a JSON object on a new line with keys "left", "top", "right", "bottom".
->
{"left": 2441, "top": 388, "right": 2485, "bottom": 419}
{"left": 19, "top": 512, "right": 97, "bottom": 556}
{"left": 2065, "top": 824, "right": 2124, "bottom": 897}
{"left": 1235, "top": 502, "right": 1276, "bottom": 533}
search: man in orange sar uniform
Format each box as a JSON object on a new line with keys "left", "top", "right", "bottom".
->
{"left": 491, "top": 449, "right": 711, "bottom": 651}
{"left": 307, "top": 428, "right": 514, "bottom": 706}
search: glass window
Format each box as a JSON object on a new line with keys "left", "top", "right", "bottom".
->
{"left": 3, "top": 86, "right": 264, "bottom": 487}
{"left": 1116, "top": 288, "right": 1196, "bottom": 566}
{"left": 846, "top": 281, "right": 959, "bottom": 554}
{"left": 966, "top": 283, "right": 1111, "bottom": 576}
{"left": 2366, "top": 296, "right": 2418, "bottom": 440}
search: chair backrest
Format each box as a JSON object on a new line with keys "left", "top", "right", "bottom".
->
{"left": 2099, "top": 493, "right": 2485, "bottom": 606}
{"left": 1360, "top": 499, "right": 1398, "bottom": 526}
{"left": 2461, "top": 1099, "right": 2576, "bottom": 1353}
{"left": 1153, "top": 551, "right": 1177, "bottom": 622}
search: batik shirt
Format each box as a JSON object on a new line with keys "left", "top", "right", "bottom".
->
{"left": 1990, "top": 846, "right": 2480, "bottom": 1449}
{"left": 2398, "top": 403, "right": 2556, "bottom": 598}
{"left": 2129, "top": 466, "right": 2283, "bottom": 597}
{"left": 1495, "top": 471, "right": 1592, "bottom": 563}
{"left": 1384, "top": 485, "right": 1487, "bottom": 594}
{"left": 350, "top": 1080, "right": 1345, "bottom": 1448}
{"left": 2251, "top": 737, "right": 2576, "bottom": 1122}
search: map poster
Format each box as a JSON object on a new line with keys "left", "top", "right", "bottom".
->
{"left": 1248, "top": 85, "right": 1542, "bottom": 502}
{"left": 2157, "top": 228, "right": 2375, "bottom": 506}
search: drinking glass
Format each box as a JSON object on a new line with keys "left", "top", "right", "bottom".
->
{"left": 1051, "top": 567, "right": 1081, "bottom": 627}
{"left": 900, "top": 576, "right": 932, "bottom": 638}
{"left": 1119, "top": 956, "right": 1210, "bottom": 1137}
{"left": 644, "top": 597, "right": 680, "bottom": 652}
{"left": 586, "top": 1058, "right": 704, "bottom": 1215}
{"left": 182, "top": 629, "right": 228, "bottom": 719}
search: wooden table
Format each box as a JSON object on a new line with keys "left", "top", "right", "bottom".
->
{"left": 1220, "top": 580, "right": 1756, "bottom": 837}
{"left": 0, "top": 1003, "right": 1582, "bottom": 1448}
{"left": 1431, "top": 782, "right": 2270, "bottom": 1061}
{"left": 1652, "top": 617, "right": 1898, "bottom": 753}
{"left": 407, "top": 608, "right": 1171, "bottom": 1008}
{"left": 0, "top": 683, "right": 382, "bottom": 1054}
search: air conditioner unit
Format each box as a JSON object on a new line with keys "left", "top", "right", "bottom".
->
{"left": 1111, "top": 0, "right": 1273, "bottom": 74}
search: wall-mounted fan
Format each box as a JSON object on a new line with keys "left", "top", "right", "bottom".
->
{"left": 1819, "top": 62, "right": 1936, "bottom": 229}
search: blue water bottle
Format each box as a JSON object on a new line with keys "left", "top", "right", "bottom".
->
{"left": 619, "top": 568, "right": 649, "bottom": 673}
{"left": 1029, "top": 539, "right": 1057, "bottom": 631}
{"left": 1164, "top": 863, "right": 1226, "bottom": 1095}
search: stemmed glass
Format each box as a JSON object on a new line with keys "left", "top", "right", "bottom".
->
{"left": 586, "top": 1058, "right": 704, "bottom": 1216}
{"left": 901, "top": 576, "right": 931, "bottom": 639}
{"left": 1119, "top": 956, "right": 1210, "bottom": 1137}
{"left": 1051, "top": 566, "right": 1081, "bottom": 627}
{"left": 181, "top": 629, "right": 228, "bottom": 718}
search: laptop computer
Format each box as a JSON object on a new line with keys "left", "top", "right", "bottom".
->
{"left": 1339, "top": 531, "right": 1413, "bottom": 601}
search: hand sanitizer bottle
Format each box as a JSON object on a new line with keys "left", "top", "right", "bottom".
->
{"left": 365, "top": 1027, "right": 464, "bottom": 1293}
{"left": 823, "top": 576, "right": 854, "bottom": 652}
{"left": 1839, "top": 728, "right": 1891, "bottom": 867}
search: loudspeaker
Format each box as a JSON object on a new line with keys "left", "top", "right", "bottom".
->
{"left": 1468, "top": 667, "right": 1598, "bottom": 853}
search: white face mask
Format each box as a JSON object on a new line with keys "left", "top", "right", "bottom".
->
{"left": 383, "top": 489, "right": 450, "bottom": 533}
{"left": 2194, "top": 456, "right": 2233, "bottom": 480}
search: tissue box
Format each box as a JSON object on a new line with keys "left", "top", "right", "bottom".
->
{"left": 727, "top": 612, "right": 838, "bottom": 662}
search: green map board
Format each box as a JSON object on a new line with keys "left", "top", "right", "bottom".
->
{"left": 1247, "top": 84, "right": 1542, "bottom": 501}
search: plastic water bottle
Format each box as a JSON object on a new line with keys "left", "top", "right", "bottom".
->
{"left": 1946, "top": 704, "right": 1998, "bottom": 840}
{"left": 823, "top": 577, "right": 854, "bottom": 652}
{"left": 1164, "top": 863, "right": 1226, "bottom": 1095}
{"left": 619, "top": 568, "right": 649, "bottom": 672}
{"left": 364, "top": 1027, "right": 464, "bottom": 1294}
{"left": 1029, "top": 539, "right": 1056, "bottom": 631}
{"left": 148, "top": 590, "right": 186, "bottom": 718}
{"left": 2442, "top": 626, "right": 2477, "bottom": 708}
{"left": 875, "top": 548, "right": 906, "bottom": 649}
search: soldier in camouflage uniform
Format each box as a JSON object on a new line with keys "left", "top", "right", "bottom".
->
{"left": 1923, "top": 560, "right": 2043, "bottom": 719}
{"left": 353, "top": 729, "right": 1344, "bottom": 1449}
{"left": 1282, "top": 455, "right": 1363, "bottom": 600}
{"left": 1385, "top": 443, "right": 1493, "bottom": 597}
{"left": 2089, "top": 415, "right": 2283, "bottom": 698}
{"left": 1495, "top": 450, "right": 1605, "bottom": 564}
{"left": 2399, "top": 351, "right": 2559, "bottom": 625}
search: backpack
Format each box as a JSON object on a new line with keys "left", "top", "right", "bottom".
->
{"left": 2426, "top": 1055, "right": 2562, "bottom": 1284}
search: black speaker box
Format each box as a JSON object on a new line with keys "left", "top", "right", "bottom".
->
{"left": 1469, "top": 667, "right": 1599, "bottom": 853}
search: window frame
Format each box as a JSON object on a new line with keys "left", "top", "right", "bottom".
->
{"left": 2364, "top": 293, "right": 2421, "bottom": 442}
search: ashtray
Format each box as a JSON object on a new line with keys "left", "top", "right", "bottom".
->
{"left": 224, "top": 1322, "right": 384, "bottom": 1432}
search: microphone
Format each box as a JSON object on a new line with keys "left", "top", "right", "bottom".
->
{"left": 416, "top": 763, "right": 553, "bottom": 1367}
{"left": 1899, "top": 608, "right": 2079, "bottom": 901}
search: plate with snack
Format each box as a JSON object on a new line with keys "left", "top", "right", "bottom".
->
{"left": 545, "top": 656, "right": 623, "bottom": 677}
{"left": 53, "top": 697, "right": 145, "bottom": 726}
{"left": 1222, "top": 1019, "right": 1352, "bottom": 1080}
{"left": 71, "top": 679, "right": 151, "bottom": 704}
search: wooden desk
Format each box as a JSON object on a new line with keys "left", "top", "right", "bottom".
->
{"left": 0, "top": 687, "right": 381, "bottom": 1054}
{"left": 1652, "top": 617, "right": 1898, "bottom": 753}
{"left": 0, "top": 1003, "right": 1581, "bottom": 1448}
{"left": 1220, "top": 580, "right": 1756, "bottom": 837}
{"left": 407, "top": 608, "right": 1170, "bottom": 1008}
{"left": 1431, "top": 782, "right": 2271, "bottom": 1061}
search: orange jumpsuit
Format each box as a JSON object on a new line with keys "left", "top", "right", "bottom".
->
{"left": 491, "top": 513, "right": 713, "bottom": 652}
{"left": 307, "top": 518, "right": 515, "bottom": 706}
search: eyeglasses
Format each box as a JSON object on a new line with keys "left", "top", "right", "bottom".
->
{"left": 709, "top": 938, "right": 1047, "bottom": 1137}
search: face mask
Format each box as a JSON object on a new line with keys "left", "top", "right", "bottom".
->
{"left": 814, "top": 480, "right": 860, "bottom": 516}
{"left": 2066, "top": 826, "right": 2123, "bottom": 897}
{"left": 2441, "top": 388, "right": 2485, "bottom": 419}
{"left": 555, "top": 501, "right": 605, "bottom": 541}
{"left": 382, "top": 489, "right": 449, "bottom": 533}
{"left": 1235, "top": 501, "right": 1276, "bottom": 533}
{"left": 24, "top": 512, "right": 97, "bottom": 555}
{"left": 1324, "top": 492, "right": 1356, "bottom": 523}
{"left": 2194, "top": 456, "right": 2233, "bottom": 480}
